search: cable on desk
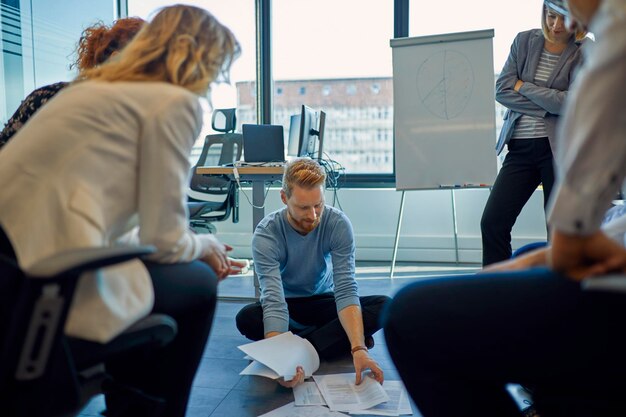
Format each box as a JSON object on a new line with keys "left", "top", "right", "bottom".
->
{"left": 232, "top": 164, "right": 276, "bottom": 210}
{"left": 319, "top": 152, "right": 345, "bottom": 210}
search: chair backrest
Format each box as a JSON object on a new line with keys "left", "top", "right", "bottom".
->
{"left": 190, "top": 132, "right": 243, "bottom": 195}
{"left": 198, "top": 133, "right": 243, "bottom": 168}
{"left": 0, "top": 247, "right": 176, "bottom": 417}
{"left": 0, "top": 255, "right": 92, "bottom": 416}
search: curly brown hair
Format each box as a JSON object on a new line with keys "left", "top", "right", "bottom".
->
{"left": 73, "top": 17, "right": 145, "bottom": 72}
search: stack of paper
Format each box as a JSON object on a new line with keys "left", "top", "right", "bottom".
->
{"left": 238, "top": 331, "right": 320, "bottom": 380}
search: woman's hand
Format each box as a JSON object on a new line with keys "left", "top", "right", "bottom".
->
{"left": 200, "top": 234, "right": 233, "bottom": 281}
{"left": 481, "top": 247, "right": 548, "bottom": 273}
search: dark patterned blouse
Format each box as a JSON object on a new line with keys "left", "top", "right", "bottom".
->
{"left": 0, "top": 81, "right": 69, "bottom": 149}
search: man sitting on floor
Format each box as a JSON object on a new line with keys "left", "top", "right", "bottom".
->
{"left": 236, "top": 158, "right": 389, "bottom": 387}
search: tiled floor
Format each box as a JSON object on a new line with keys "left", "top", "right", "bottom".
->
{"left": 78, "top": 262, "right": 481, "bottom": 417}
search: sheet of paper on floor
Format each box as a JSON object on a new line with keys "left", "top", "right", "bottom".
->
{"left": 294, "top": 381, "right": 327, "bottom": 406}
{"left": 238, "top": 331, "right": 319, "bottom": 380}
{"left": 258, "top": 402, "right": 348, "bottom": 417}
{"left": 348, "top": 380, "right": 412, "bottom": 416}
{"left": 312, "top": 373, "right": 389, "bottom": 412}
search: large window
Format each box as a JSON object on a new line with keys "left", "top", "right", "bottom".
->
{"left": 410, "top": 0, "right": 544, "bottom": 144}
{"left": 1, "top": 0, "right": 115, "bottom": 123}
{"left": 2, "top": 1, "right": 548, "bottom": 180}
{"left": 270, "top": 0, "right": 395, "bottom": 175}
{"left": 128, "top": 1, "right": 256, "bottom": 163}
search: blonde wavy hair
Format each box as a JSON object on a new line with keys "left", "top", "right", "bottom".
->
{"left": 80, "top": 4, "right": 240, "bottom": 95}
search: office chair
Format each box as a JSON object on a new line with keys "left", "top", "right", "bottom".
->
{"left": 0, "top": 246, "right": 177, "bottom": 417}
{"left": 188, "top": 108, "right": 242, "bottom": 234}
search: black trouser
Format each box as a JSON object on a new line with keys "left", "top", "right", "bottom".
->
{"left": 383, "top": 269, "right": 626, "bottom": 417}
{"left": 481, "top": 138, "right": 555, "bottom": 266}
{"left": 236, "top": 294, "right": 390, "bottom": 359}
{"left": 0, "top": 227, "right": 217, "bottom": 417}
{"left": 104, "top": 260, "right": 217, "bottom": 417}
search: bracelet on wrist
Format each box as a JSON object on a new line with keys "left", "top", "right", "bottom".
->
{"left": 351, "top": 345, "right": 368, "bottom": 355}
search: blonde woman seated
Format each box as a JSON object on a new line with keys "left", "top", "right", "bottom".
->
{"left": 0, "top": 5, "right": 240, "bottom": 416}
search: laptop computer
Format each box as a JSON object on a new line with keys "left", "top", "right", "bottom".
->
{"left": 241, "top": 124, "right": 285, "bottom": 164}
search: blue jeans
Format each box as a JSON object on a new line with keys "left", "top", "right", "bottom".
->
{"left": 383, "top": 269, "right": 626, "bottom": 417}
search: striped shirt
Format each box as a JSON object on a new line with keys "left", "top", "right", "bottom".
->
{"left": 512, "top": 48, "right": 561, "bottom": 139}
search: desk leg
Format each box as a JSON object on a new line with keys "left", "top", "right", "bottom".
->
{"left": 252, "top": 180, "right": 266, "bottom": 299}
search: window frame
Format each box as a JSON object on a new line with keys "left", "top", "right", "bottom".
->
{"left": 257, "top": 0, "right": 408, "bottom": 187}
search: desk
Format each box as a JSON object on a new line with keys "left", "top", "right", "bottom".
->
{"left": 196, "top": 165, "right": 284, "bottom": 297}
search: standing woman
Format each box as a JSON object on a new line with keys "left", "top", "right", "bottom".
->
{"left": 481, "top": 0, "right": 586, "bottom": 266}
{"left": 0, "top": 5, "right": 239, "bottom": 416}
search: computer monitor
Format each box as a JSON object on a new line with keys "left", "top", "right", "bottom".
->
{"left": 287, "top": 114, "right": 301, "bottom": 157}
{"left": 297, "top": 105, "right": 326, "bottom": 160}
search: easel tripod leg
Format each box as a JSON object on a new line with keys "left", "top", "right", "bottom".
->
{"left": 390, "top": 190, "right": 406, "bottom": 279}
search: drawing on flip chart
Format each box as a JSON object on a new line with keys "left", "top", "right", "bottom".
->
{"left": 416, "top": 49, "right": 474, "bottom": 120}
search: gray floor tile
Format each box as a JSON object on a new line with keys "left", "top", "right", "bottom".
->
{"left": 219, "top": 275, "right": 256, "bottom": 299}
{"left": 193, "top": 357, "right": 247, "bottom": 390}
{"left": 208, "top": 386, "right": 293, "bottom": 417}
{"left": 185, "top": 386, "right": 230, "bottom": 417}
{"left": 203, "top": 334, "right": 250, "bottom": 360}
{"left": 215, "top": 299, "right": 251, "bottom": 318}
{"left": 210, "top": 315, "right": 241, "bottom": 337}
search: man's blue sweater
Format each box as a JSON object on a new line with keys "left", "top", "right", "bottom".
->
{"left": 252, "top": 205, "right": 360, "bottom": 334}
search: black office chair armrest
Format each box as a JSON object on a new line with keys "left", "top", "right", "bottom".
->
{"left": 69, "top": 314, "right": 177, "bottom": 369}
{"left": 27, "top": 245, "right": 156, "bottom": 278}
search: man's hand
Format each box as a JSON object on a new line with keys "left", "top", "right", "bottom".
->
{"left": 353, "top": 350, "right": 384, "bottom": 385}
{"left": 550, "top": 230, "right": 626, "bottom": 281}
{"left": 481, "top": 247, "right": 548, "bottom": 273}
{"left": 200, "top": 235, "right": 233, "bottom": 281}
{"left": 278, "top": 366, "right": 305, "bottom": 388}
{"left": 514, "top": 79, "right": 524, "bottom": 92}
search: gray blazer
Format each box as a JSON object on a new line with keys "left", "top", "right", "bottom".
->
{"left": 495, "top": 29, "right": 583, "bottom": 155}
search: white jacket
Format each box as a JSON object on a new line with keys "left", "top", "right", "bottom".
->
{"left": 0, "top": 80, "right": 209, "bottom": 342}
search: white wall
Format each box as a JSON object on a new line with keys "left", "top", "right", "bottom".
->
{"left": 214, "top": 187, "right": 549, "bottom": 264}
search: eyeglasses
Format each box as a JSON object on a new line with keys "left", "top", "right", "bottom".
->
{"left": 544, "top": 0, "right": 569, "bottom": 17}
